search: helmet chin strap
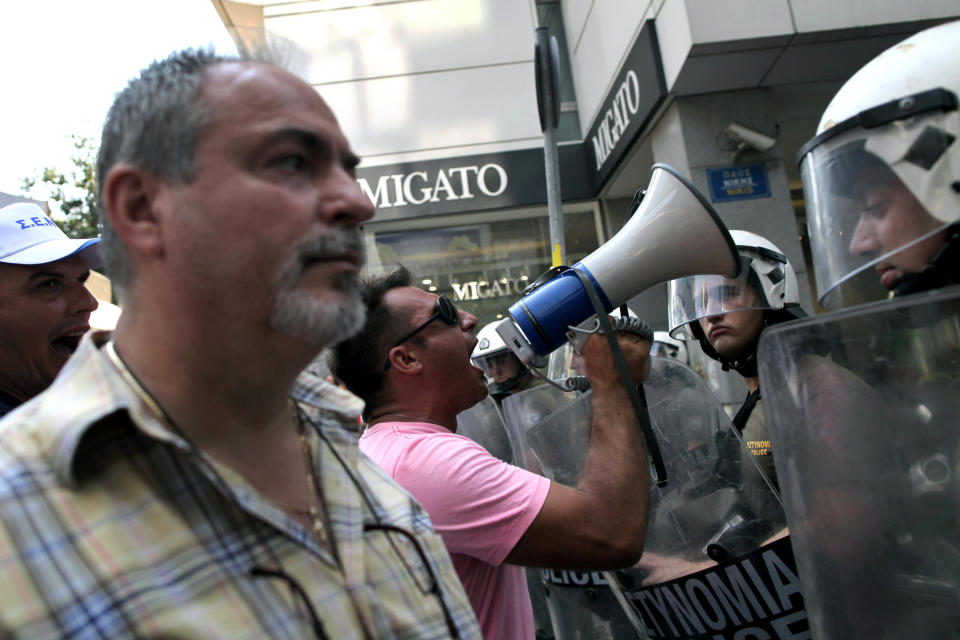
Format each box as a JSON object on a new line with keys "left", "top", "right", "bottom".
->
{"left": 720, "top": 350, "right": 759, "bottom": 378}
{"left": 716, "top": 339, "right": 759, "bottom": 378}
{"left": 891, "top": 224, "right": 960, "bottom": 297}
{"left": 691, "top": 322, "right": 758, "bottom": 377}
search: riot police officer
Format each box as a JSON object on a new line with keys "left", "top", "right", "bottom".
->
{"left": 667, "top": 230, "right": 807, "bottom": 489}
{"left": 650, "top": 331, "right": 689, "bottom": 365}
{"left": 471, "top": 321, "right": 544, "bottom": 402}
{"left": 467, "top": 322, "right": 556, "bottom": 639}
{"left": 759, "top": 19, "right": 960, "bottom": 639}
{"left": 797, "top": 22, "right": 959, "bottom": 305}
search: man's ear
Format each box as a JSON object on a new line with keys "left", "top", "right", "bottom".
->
{"left": 385, "top": 345, "right": 423, "bottom": 375}
{"left": 101, "top": 164, "right": 167, "bottom": 258}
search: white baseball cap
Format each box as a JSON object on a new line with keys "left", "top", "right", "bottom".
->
{"left": 0, "top": 202, "right": 102, "bottom": 268}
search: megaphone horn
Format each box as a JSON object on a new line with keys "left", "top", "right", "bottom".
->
{"left": 497, "top": 163, "right": 740, "bottom": 364}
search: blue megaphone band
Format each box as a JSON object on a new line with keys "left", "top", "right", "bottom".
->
{"left": 507, "top": 264, "right": 612, "bottom": 356}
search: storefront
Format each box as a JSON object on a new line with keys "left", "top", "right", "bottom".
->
{"left": 365, "top": 203, "right": 600, "bottom": 325}
{"left": 213, "top": 0, "right": 958, "bottom": 396}
{"left": 353, "top": 22, "right": 666, "bottom": 330}
{"left": 356, "top": 146, "right": 600, "bottom": 328}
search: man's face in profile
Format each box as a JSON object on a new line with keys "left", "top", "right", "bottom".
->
{"left": 158, "top": 61, "right": 375, "bottom": 348}
{"left": 848, "top": 166, "right": 948, "bottom": 291}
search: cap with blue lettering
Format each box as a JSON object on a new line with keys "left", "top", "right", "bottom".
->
{"left": 0, "top": 203, "right": 102, "bottom": 268}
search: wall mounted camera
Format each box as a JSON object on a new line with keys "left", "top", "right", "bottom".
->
{"left": 718, "top": 122, "right": 779, "bottom": 162}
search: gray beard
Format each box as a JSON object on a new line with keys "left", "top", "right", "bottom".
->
{"left": 269, "top": 229, "right": 367, "bottom": 348}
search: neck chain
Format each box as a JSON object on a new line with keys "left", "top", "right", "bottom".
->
{"left": 104, "top": 340, "right": 328, "bottom": 545}
{"left": 292, "top": 404, "right": 329, "bottom": 545}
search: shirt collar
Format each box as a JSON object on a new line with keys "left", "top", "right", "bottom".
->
{"left": 292, "top": 366, "right": 365, "bottom": 421}
{"left": 31, "top": 332, "right": 192, "bottom": 486}
{"left": 39, "top": 334, "right": 365, "bottom": 486}
{"left": 362, "top": 420, "right": 447, "bottom": 435}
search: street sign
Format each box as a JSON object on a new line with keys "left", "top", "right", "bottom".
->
{"left": 707, "top": 164, "right": 771, "bottom": 203}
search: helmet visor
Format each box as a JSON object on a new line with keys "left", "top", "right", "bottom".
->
{"left": 801, "top": 113, "right": 957, "bottom": 308}
{"left": 471, "top": 349, "right": 523, "bottom": 384}
{"left": 650, "top": 341, "right": 679, "bottom": 359}
{"left": 667, "top": 265, "right": 771, "bottom": 339}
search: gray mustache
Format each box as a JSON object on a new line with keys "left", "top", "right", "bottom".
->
{"left": 297, "top": 229, "right": 365, "bottom": 265}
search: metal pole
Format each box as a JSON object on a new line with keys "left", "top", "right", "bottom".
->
{"left": 535, "top": 26, "right": 566, "bottom": 267}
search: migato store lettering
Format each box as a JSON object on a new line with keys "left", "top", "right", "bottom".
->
{"left": 450, "top": 275, "right": 531, "bottom": 302}
{"left": 358, "top": 164, "right": 508, "bottom": 208}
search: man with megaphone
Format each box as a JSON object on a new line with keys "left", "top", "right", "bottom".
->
{"left": 329, "top": 266, "right": 653, "bottom": 640}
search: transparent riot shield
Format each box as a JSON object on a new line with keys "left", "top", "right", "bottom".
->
{"left": 758, "top": 286, "right": 960, "bottom": 640}
{"left": 503, "top": 385, "right": 578, "bottom": 473}
{"left": 503, "top": 384, "right": 636, "bottom": 639}
{"left": 497, "top": 385, "right": 574, "bottom": 639}
{"left": 455, "top": 396, "right": 514, "bottom": 464}
{"left": 526, "top": 357, "right": 805, "bottom": 639}
{"left": 459, "top": 398, "right": 560, "bottom": 637}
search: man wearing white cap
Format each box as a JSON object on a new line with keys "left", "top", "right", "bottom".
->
{"left": 0, "top": 202, "right": 100, "bottom": 416}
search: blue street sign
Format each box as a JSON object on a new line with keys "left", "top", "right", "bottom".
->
{"left": 706, "top": 164, "right": 771, "bottom": 202}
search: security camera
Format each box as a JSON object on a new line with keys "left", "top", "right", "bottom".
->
{"left": 726, "top": 122, "right": 777, "bottom": 152}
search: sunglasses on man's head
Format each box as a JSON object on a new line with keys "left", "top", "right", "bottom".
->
{"left": 384, "top": 295, "right": 461, "bottom": 370}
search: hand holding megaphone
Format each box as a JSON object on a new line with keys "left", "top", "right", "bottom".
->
{"left": 579, "top": 316, "right": 654, "bottom": 386}
{"left": 565, "top": 306, "right": 651, "bottom": 357}
{"left": 495, "top": 164, "right": 740, "bottom": 486}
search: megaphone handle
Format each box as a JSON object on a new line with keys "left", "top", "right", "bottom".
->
{"left": 570, "top": 268, "right": 668, "bottom": 487}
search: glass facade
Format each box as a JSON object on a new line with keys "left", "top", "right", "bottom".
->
{"left": 363, "top": 206, "right": 602, "bottom": 328}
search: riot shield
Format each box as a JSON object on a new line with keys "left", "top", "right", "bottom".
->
{"left": 460, "top": 395, "right": 562, "bottom": 636}
{"left": 455, "top": 396, "right": 514, "bottom": 464}
{"left": 758, "top": 286, "right": 960, "bottom": 640}
{"left": 500, "top": 385, "right": 575, "bottom": 639}
{"left": 527, "top": 357, "right": 805, "bottom": 639}
{"left": 503, "top": 384, "right": 637, "bottom": 639}
{"left": 502, "top": 384, "right": 578, "bottom": 473}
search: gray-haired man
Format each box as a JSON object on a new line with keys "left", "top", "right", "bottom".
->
{"left": 0, "top": 50, "right": 480, "bottom": 638}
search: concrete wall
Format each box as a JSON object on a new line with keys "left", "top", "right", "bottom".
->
{"left": 222, "top": 0, "right": 958, "bottom": 171}
{"left": 257, "top": 0, "right": 545, "bottom": 165}
{"left": 562, "top": 0, "right": 960, "bottom": 138}
{"left": 561, "top": 0, "right": 663, "bottom": 138}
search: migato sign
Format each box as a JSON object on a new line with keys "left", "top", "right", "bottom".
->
{"left": 354, "top": 147, "right": 592, "bottom": 220}
{"left": 450, "top": 276, "right": 530, "bottom": 302}
{"left": 358, "top": 164, "right": 508, "bottom": 208}
{"left": 590, "top": 70, "right": 641, "bottom": 171}
{"left": 583, "top": 21, "right": 665, "bottom": 185}
{"left": 353, "top": 23, "right": 660, "bottom": 219}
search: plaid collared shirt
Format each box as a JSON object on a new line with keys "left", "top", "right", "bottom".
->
{"left": 0, "top": 332, "right": 480, "bottom": 639}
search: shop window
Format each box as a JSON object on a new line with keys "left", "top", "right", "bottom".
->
{"left": 366, "top": 209, "right": 600, "bottom": 327}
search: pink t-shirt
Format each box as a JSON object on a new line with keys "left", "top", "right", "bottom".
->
{"left": 359, "top": 421, "right": 551, "bottom": 640}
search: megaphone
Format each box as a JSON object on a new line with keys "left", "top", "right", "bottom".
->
{"left": 497, "top": 163, "right": 740, "bottom": 363}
